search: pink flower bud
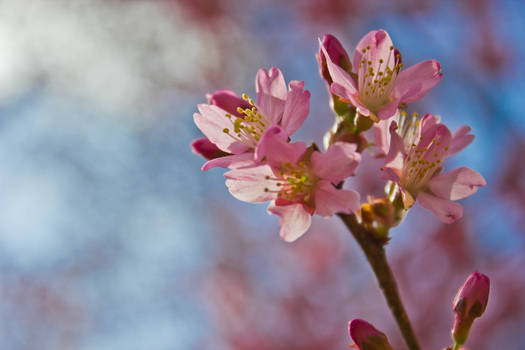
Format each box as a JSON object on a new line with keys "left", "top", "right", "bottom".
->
{"left": 349, "top": 319, "right": 394, "bottom": 350}
{"left": 451, "top": 272, "right": 490, "bottom": 346}
{"left": 191, "top": 137, "right": 228, "bottom": 160}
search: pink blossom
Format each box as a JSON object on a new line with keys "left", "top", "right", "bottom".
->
{"left": 319, "top": 30, "right": 442, "bottom": 121}
{"left": 193, "top": 67, "right": 310, "bottom": 170}
{"left": 380, "top": 113, "right": 486, "bottom": 223}
{"left": 224, "top": 127, "right": 360, "bottom": 242}
{"left": 348, "top": 319, "right": 394, "bottom": 350}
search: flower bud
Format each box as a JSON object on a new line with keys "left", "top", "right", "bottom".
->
{"left": 349, "top": 319, "right": 394, "bottom": 350}
{"left": 451, "top": 272, "right": 490, "bottom": 347}
{"left": 191, "top": 137, "right": 228, "bottom": 160}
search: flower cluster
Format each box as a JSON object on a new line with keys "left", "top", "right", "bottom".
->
{"left": 192, "top": 29, "right": 485, "bottom": 240}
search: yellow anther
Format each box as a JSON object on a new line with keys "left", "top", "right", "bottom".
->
{"left": 242, "top": 93, "right": 249, "bottom": 100}
{"left": 223, "top": 128, "right": 229, "bottom": 133}
{"left": 236, "top": 107, "right": 244, "bottom": 114}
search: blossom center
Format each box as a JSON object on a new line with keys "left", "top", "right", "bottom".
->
{"left": 265, "top": 161, "right": 318, "bottom": 204}
{"left": 221, "top": 93, "right": 270, "bottom": 148}
{"left": 357, "top": 45, "right": 403, "bottom": 111}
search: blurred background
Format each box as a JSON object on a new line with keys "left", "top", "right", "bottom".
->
{"left": 0, "top": 0, "right": 524, "bottom": 349}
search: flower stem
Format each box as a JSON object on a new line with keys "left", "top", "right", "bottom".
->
{"left": 338, "top": 213, "right": 421, "bottom": 350}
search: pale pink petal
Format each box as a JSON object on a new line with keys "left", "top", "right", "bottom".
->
{"left": 191, "top": 137, "right": 227, "bottom": 160}
{"left": 280, "top": 80, "right": 311, "bottom": 136}
{"left": 201, "top": 152, "right": 255, "bottom": 171}
{"left": 353, "top": 30, "right": 395, "bottom": 74}
{"left": 256, "top": 67, "right": 287, "bottom": 123}
{"left": 427, "top": 167, "right": 486, "bottom": 200}
{"left": 447, "top": 126, "right": 475, "bottom": 158}
{"left": 314, "top": 180, "right": 360, "bottom": 217}
{"left": 419, "top": 124, "right": 452, "bottom": 163}
{"left": 224, "top": 165, "right": 278, "bottom": 203}
{"left": 418, "top": 191, "right": 463, "bottom": 223}
{"left": 206, "top": 90, "right": 251, "bottom": 116}
{"left": 311, "top": 142, "right": 361, "bottom": 184}
{"left": 319, "top": 39, "right": 357, "bottom": 94}
{"left": 377, "top": 98, "right": 401, "bottom": 120}
{"left": 194, "top": 105, "right": 249, "bottom": 154}
{"left": 373, "top": 119, "right": 392, "bottom": 156}
{"left": 382, "top": 122, "right": 406, "bottom": 172}
{"left": 255, "top": 126, "right": 307, "bottom": 167}
{"left": 267, "top": 201, "right": 312, "bottom": 242}
{"left": 394, "top": 60, "right": 442, "bottom": 103}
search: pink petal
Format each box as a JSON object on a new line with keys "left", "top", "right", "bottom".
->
{"left": 381, "top": 122, "right": 406, "bottom": 177}
{"left": 255, "top": 126, "right": 307, "bottom": 167}
{"left": 447, "top": 126, "right": 475, "bottom": 158}
{"left": 349, "top": 319, "right": 394, "bottom": 350}
{"left": 319, "top": 38, "right": 357, "bottom": 95}
{"left": 201, "top": 152, "right": 256, "bottom": 171}
{"left": 418, "top": 191, "right": 463, "bottom": 223}
{"left": 329, "top": 83, "right": 364, "bottom": 112}
{"left": 427, "top": 167, "right": 486, "bottom": 200}
{"left": 318, "top": 34, "right": 352, "bottom": 84}
{"left": 377, "top": 98, "right": 401, "bottom": 120}
{"left": 206, "top": 90, "right": 251, "bottom": 117}
{"left": 267, "top": 201, "right": 312, "bottom": 242}
{"left": 193, "top": 105, "right": 250, "bottom": 154}
{"left": 353, "top": 30, "right": 395, "bottom": 75}
{"left": 373, "top": 119, "right": 391, "bottom": 157}
{"left": 314, "top": 180, "right": 360, "bottom": 217}
{"left": 191, "top": 137, "right": 227, "bottom": 160}
{"left": 280, "top": 80, "right": 311, "bottom": 136}
{"left": 394, "top": 60, "right": 442, "bottom": 103}
{"left": 256, "top": 67, "right": 287, "bottom": 123}
{"left": 311, "top": 142, "right": 361, "bottom": 184}
{"left": 224, "top": 165, "right": 278, "bottom": 203}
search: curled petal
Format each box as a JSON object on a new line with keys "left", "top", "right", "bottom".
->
{"left": 256, "top": 67, "right": 287, "bottom": 123}
{"left": 267, "top": 201, "right": 312, "bottom": 242}
{"left": 314, "top": 180, "right": 360, "bottom": 217}
{"left": 202, "top": 152, "right": 256, "bottom": 171}
{"left": 447, "top": 126, "right": 475, "bottom": 158}
{"left": 418, "top": 191, "right": 463, "bottom": 223}
{"left": 311, "top": 142, "right": 361, "bottom": 184}
{"left": 427, "top": 167, "right": 486, "bottom": 200}
{"left": 280, "top": 80, "right": 310, "bottom": 136}
{"left": 394, "top": 60, "right": 442, "bottom": 103}
{"left": 319, "top": 38, "right": 357, "bottom": 95}
{"left": 382, "top": 122, "right": 406, "bottom": 176}
{"left": 318, "top": 34, "right": 352, "bottom": 84}
{"left": 225, "top": 165, "right": 278, "bottom": 203}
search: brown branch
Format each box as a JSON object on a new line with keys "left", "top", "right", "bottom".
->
{"left": 338, "top": 213, "right": 421, "bottom": 350}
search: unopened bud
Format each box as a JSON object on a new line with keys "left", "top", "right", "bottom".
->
{"left": 349, "top": 319, "right": 394, "bottom": 350}
{"left": 451, "top": 272, "right": 490, "bottom": 347}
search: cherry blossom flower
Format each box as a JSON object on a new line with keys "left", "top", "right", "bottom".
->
{"left": 381, "top": 113, "right": 486, "bottom": 223}
{"left": 193, "top": 67, "right": 310, "bottom": 170}
{"left": 348, "top": 319, "right": 394, "bottom": 350}
{"left": 319, "top": 30, "right": 442, "bottom": 121}
{"left": 224, "top": 127, "right": 360, "bottom": 242}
